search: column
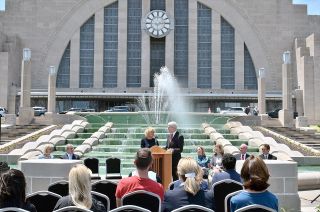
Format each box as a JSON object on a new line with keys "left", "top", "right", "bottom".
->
{"left": 282, "top": 52, "right": 292, "bottom": 110}
{"left": 20, "top": 49, "right": 31, "bottom": 108}
{"left": 258, "top": 68, "right": 266, "bottom": 114}
{"left": 93, "top": 8, "right": 104, "bottom": 88}
{"left": 70, "top": 30, "right": 80, "bottom": 88}
{"left": 301, "top": 56, "right": 315, "bottom": 120}
{"left": 47, "top": 66, "right": 57, "bottom": 113}
{"left": 117, "top": 0, "right": 128, "bottom": 89}
{"left": 294, "top": 89, "right": 303, "bottom": 116}
{"left": 235, "top": 31, "right": 244, "bottom": 90}
{"left": 141, "top": 0, "right": 150, "bottom": 88}
{"left": 165, "top": 0, "right": 174, "bottom": 72}
{"left": 212, "top": 11, "right": 220, "bottom": 89}
{"left": 188, "top": 0, "right": 197, "bottom": 88}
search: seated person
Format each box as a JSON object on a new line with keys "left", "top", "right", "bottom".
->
{"left": 115, "top": 148, "right": 164, "bottom": 207}
{"left": 211, "top": 153, "right": 242, "bottom": 185}
{"left": 210, "top": 144, "right": 224, "bottom": 168}
{"left": 128, "top": 169, "right": 162, "bottom": 183}
{"left": 196, "top": 146, "right": 210, "bottom": 178}
{"left": 0, "top": 169, "right": 36, "bottom": 211}
{"left": 54, "top": 164, "right": 105, "bottom": 211}
{"left": 235, "top": 144, "right": 250, "bottom": 160}
{"left": 230, "top": 155, "right": 278, "bottom": 212}
{"left": 259, "top": 144, "right": 277, "bottom": 160}
{"left": 38, "top": 144, "right": 54, "bottom": 159}
{"left": 162, "top": 157, "right": 214, "bottom": 211}
{"left": 60, "top": 144, "right": 80, "bottom": 160}
{"left": 141, "top": 127, "right": 159, "bottom": 148}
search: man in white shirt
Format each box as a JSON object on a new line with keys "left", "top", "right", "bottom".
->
{"left": 259, "top": 144, "right": 277, "bottom": 160}
{"left": 61, "top": 144, "right": 80, "bottom": 160}
{"left": 235, "top": 143, "right": 250, "bottom": 160}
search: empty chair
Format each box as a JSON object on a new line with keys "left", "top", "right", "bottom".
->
{"left": 26, "top": 191, "right": 61, "bottom": 212}
{"left": 121, "top": 190, "right": 161, "bottom": 212}
{"left": 109, "top": 205, "right": 151, "bottom": 212}
{"left": 234, "top": 204, "right": 277, "bottom": 212}
{"left": 92, "top": 180, "right": 118, "bottom": 210}
{"left": 0, "top": 208, "right": 29, "bottom": 212}
{"left": 224, "top": 190, "right": 242, "bottom": 212}
{"left": 84, "top": 158, "right": 101, "bottom": 180}
{"left": 48, "top": 180, "right": 69, "bottom": 196}
{"left": 91, "top": 191, "right": 110, "bottom": 212}
{"left": 53, "top": 206, "right": 93, "bottom": 212}
{"left": 212, "top": 179, "right": 243, "bottom": 212}
{"left": 171, "top": 204, "right": 215, "bottom": 212}
{"left": 105, "top": 157, "right": 122, "bottom": 179}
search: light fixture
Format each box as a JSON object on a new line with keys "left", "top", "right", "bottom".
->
{"left": 258, "top": 68, "right": 265, "bottom": 78}
{"left": 48, "top": 66, "right": 56, "bottom": 75}
{"left": 283, "top": 51, "right": 291, "bottom": 64}
{"left": 23, "top": 48, "right": 31, "bottom": 61}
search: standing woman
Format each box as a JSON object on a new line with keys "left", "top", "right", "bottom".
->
{"left": 140, "top": 127, "right": 159, "bottom": 148}
{"left": 0, "top": 169, "right": 36, "bottom": 211}
{"left": 210, "top": 143, "right": 224, "bottom": 168}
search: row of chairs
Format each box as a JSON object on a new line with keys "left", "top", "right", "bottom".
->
{"left": 84, "top": 157, "right": 122, "bottom": 180}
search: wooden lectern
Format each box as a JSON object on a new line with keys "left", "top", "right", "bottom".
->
{"left": 150, "top": 146, "right": 172, "bottom": 189}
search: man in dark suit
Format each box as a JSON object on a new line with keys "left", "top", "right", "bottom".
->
{"left": 60, "top": 144, "right": 80, "bottom": 160}
{"left": 259, "top": 144, "right": 277, "bottom": 160}
{"left": 165, "top": 121, "right": 184, "bottom": 181}
{"left": 212, "top": 153, "right": 242, "bottom": 184}
{"left": 235, "top": 144, "right": 250, "bottom": 160}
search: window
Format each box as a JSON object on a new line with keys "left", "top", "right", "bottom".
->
{"left": 244, "top": 43, "right": 257, "bottom": 89}
{"left": 150, "top": 37, "right": 165, "bottom": 87}
{"left": 56, "top": 42, "right": 70, "bottom": 88}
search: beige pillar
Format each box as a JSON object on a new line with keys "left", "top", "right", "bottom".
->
{"left": 117, "top": 0, "right": 128, "bottom": 89}
{"left": 93, "top": 8, "right": 104, "bottom": 88}
{"left": 258, "top": 68, "right": 266, "bottom": 114}
{"left": 301, "top": 56, "right": 315, "bottom": 120}
{"left": 212, "top": 12, "right": 221, "bottom": 89}
{"left": 188, "top": 0, "right": 197, "bottom": 88}
{"left": 141, "top": 0, "right": 150, "bottom": 88}
{"left": 165, "top": 0, "right": 174, "bottom": 72}
{"left": 0, "top": 52, "right": 9, "bottom": 108}
{"left": 294, "top": 89, "right": 303, "bottom": 116}
{"left": 282, "top": 64, "right": 292, "bottom": 110}
{"left": 235, "top": 31, "right": 244, "bottom": 90}
{"left": 20, "top": 60, "right": 31, "bottom": 108}
{"left": 70, "top": 30, "right": 80, "bottom": 89}
{"left": 47, "top": 66, "right": 57, "bottom": 113}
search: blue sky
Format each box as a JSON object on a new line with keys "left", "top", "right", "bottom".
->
{"left": 0, "top": 0, "right": 319, "bottom": 14}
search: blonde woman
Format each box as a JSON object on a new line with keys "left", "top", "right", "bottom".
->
{"left": 210, "top": 143, "right": 224, "bottom": 168}
{"left": 54, "top": 164, "right": 105, "bottom": 211}
{"left": 140, "top": 127, "right": 159, "bottom": 148}
{"left": 38, "top": 145, "right": 54, "bottom": 159}
{"left": 162, "top": 158, "right": 214, "bottom": 211}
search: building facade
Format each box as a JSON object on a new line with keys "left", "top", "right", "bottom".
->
{"left": 0, "top": 0, "right": 319, "bottom": 115}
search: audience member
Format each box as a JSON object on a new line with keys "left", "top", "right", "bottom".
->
{"left": 165, "top": 121, "right": 184, "bottom": 181}
{"left": 196, "top": 146, "right": 210, "bottom": 179}
{"left": 210, "top": 143, "right": 224, "bottom": 167}
{"left": 0, "top": 161, "right": 10, "bottom": 174}
{"left": 211, "top": 153, "right": 241, "bottom": 184}
{"left": 140, "top": 127, "right": 159, "bottom": 148}
{"left": 230, "top": 155, "right": 278, "bottom": 212}
{"left": 128, "top": 169, "right": 162, "bottom": 183}
{"left": 162, "top": 157, "right": 214, "bottom": 211}
{"left": 235, "top": 144, "right": 250, "bottom": 160}
{"left": 54, "top": 164, "right": 105, "bottom": 211}
{"left": 115, "top": 148, "right": 164, "bottom": 207}
{"left": 259, "top": 144, "right": 277, "bottom": 160}
{"left": 0, "top": 169, "right": 36, "bottom": 211}
{"left": 38, "top": 145, "right": 54, "bottom": 159}
{"left": 60, "top": 144, "right": 80, "bottom": 160}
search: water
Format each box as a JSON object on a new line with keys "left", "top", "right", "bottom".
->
{"left": 136, "top": 66, "right": 190, "bottom": 125}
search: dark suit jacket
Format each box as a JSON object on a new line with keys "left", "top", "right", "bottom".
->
{"left": 235, "top": 153, "right": 250, "bottom": 160}
{"left": 165, "top": 131, "right": 184, "bottom": 161}
{"left": 212, "top": 169, "right": 242, "bottom": 184}
{"left": 259, "top": 154, "right": 277, "bottom": 160}
{"left": 162, "top": 186, "right": 214, "bottom": 212}
{"left": 60, "top": 153, "right": 80, "bottom": 160}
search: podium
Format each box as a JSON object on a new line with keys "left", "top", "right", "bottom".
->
{"left": 150, "top": 146, "right": 172, "bottom": 189}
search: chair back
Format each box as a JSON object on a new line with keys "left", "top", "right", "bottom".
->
{"left": 171, "top": 204, "right": 214, "bottom": 212}
{"left": 121, "top": 190, "right": 161, "bottom": 212}
{"left": 105, "top": 157, "right": 122, "bottom": 179}
{"left": 224, "top": 190, "right": 242, "bottom": 212}
{"left": 0, "top": 208, "right": 29, "bottom": 212}
{"left": 167, "top": 180, "right": 180, "bottom": 190}
{"left": 92, "top": 180, "right": 118, "bottom": 210}
{"left": 91, "top": 191, "right": 110, "bottom": 212}
{"left": 212, "top": 179, "right": 243, "bottom": 212}
{"left": 48, "top": 180, "right": 69, "bottom": 196}
{"left": 234, "top": 204, "right": 277, "bottom": 212}
{"left": 53, "top": 206, "right": 92, "bottom": 212}
{"left": 26, "top": 191, "right": 61, "bottom": 212}
{"left": 109, "top": 205, "right": 151, "bottom": 212}
{"left": 84, "top": 157, "right": 101, "bottom": 180}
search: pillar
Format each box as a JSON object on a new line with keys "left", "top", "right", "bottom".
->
{"left": 165, "top": 0, "right": 174, "bottom": 72}
{"left": 47, "top": 66, "right": 57, "bottom": 113}
{"left": 141, "top": 0, "right": 151, "bottom": 88}
{"left": 188, "top": 0, "right": 197, "bottom": 88}
{"left": 258, "top": 68, "right": 266, "bottom": 114}
{"left": 93, "top": 8, "right": 104, "bottom": 89}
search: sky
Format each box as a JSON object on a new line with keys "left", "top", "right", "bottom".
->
{"left": 0, "top": 0, "right": 319, "bottom": 14}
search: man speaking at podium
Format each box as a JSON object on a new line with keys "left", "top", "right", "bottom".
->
{"left": 165, "top": 121, "right": 184, "bottom": 181}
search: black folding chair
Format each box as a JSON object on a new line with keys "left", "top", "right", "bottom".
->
{"left": 121, "top": 190, "right": 161, "bottom": 212}
{"left": 109, "top": 205, "right": 151, "bottom": 212}
{"left": 105, "top": 157, "right": 122, "bottom": 179}
{"left": 212, "top": 179, "right": 243, "bottom": 212}
{"left": 0, "top": 208, "right": 29, "bottom": 212}
{"left": 48, "top": 180, "right": 69, "bottom": 196}
{"left": 92, "top": 180, "right": 118, "bottom": 210}
{"left": 171, "top": 204, "right": 214, "bottom": 212}
{"left": 53, "top": 206, "right": 92, "bottom": 212}
{"left": 234, "top": 204, "right": 277, "bottom": 212}
{"left": 84, "top": 157, "right": 101, "bottom": 180}
{"left": 26, "top": 191, "right": 61, "bottom": 212}
{"left": 224, "top": 190, "right": 242, "bottom": 212}
{"left": 91, "top": 191, "right": 110, "bottom": 212}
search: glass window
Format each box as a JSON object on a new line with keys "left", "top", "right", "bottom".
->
{"left": 151, "top": 0, "right": 165, "bottom": 10}
{"left": 150, "top": 37, "right": 166, "bottom": 87}
{"left": 56, "top": 42, "right": 70, "bottom": 88}
{"left": 244, "top": 43, "right": 257, "bottom": 89}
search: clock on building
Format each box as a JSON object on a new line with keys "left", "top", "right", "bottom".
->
{"left": 143, "top": 10, "right": 172, "bottom": 38}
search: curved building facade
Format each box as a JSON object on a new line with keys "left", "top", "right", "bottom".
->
{"left": 0, "top": 0, "right": 319, "bottom": 114}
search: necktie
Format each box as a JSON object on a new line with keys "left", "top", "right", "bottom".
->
{"left": 242, "top": 154, "right": 245, "bottom": 160}
{"left": 170, "top": 134, "right": 173, "bottom": 141}
{"left": 265, "top": 154, "right": 268, "bottom": 159}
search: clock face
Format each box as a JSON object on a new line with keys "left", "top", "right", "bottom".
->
{"left": 144, "top": 10, "right": 171, "bottom": 38}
